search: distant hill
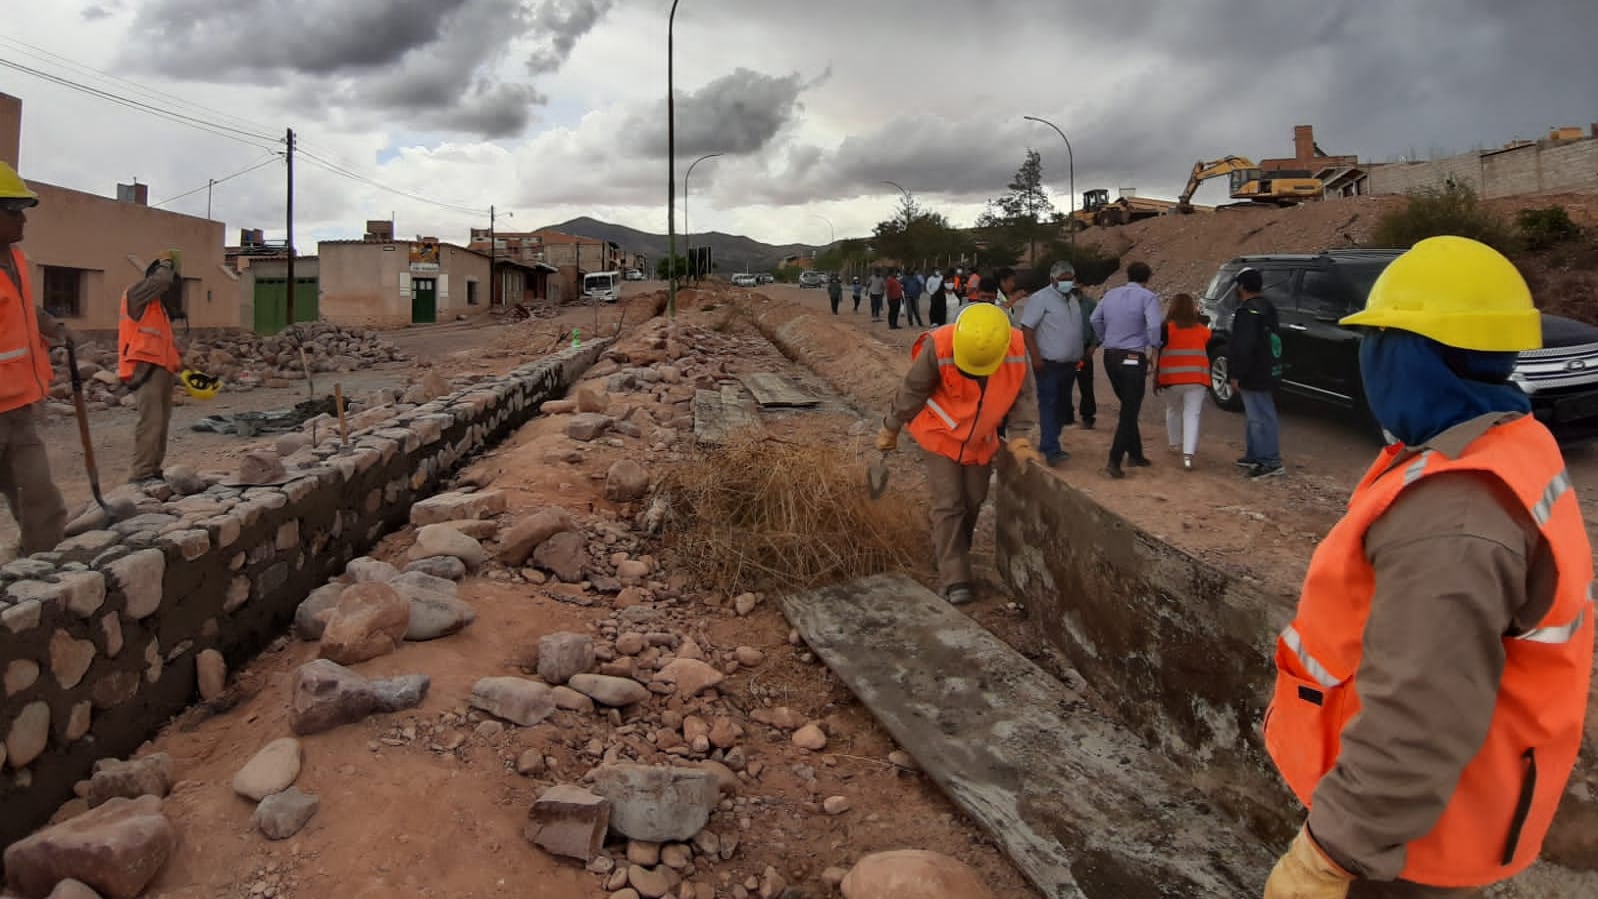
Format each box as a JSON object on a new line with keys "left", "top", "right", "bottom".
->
{"left": 538, "top": 216, "right": 822, "bottom": 273}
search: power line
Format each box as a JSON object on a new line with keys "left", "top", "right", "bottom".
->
{"left": 152, "top": 153, "right": 282, "bottom": 208}
{"left": 0, "top": 57, "right": 282, "bottom": 151}
{"left": 297, "top": 148, "right": 488, "bottom": 216}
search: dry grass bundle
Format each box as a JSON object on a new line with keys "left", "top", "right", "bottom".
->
{"left": 660, "top": 435, "right": 927, "bottom": 596}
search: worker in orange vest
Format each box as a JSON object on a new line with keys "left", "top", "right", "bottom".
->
{"left": 1262, "top": 236, "right": 1593, "bottom": 898}
{"left": 118, "top": 251, "right": 184, "bottom": 484}
{"left": 0, "top": 162, "right": 69, "bottom": 554}
{"left": 876, "top": 302, "right": 1041, "bottom": 605}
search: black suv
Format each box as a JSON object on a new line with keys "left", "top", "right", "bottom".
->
{"left": 1201, "top": 250, "right": 1598, "bottom": 439}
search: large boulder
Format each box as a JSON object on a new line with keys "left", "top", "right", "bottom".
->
{"left": 232, "top": 737, "right": 302, "bottom": 801}
{"left": 498, "top": 507, "right": 576, "bottom": 566}
{"left": 589, "top": 765, "right": 718, "bottom": 843}
{"left": 3, "top": 795, "right": 175, "bottom": 899}
{"left": 604, "top": 460, "right": 651, "bottom": 503}
{"left": 254, "top": 787, "right": 319, "bottom": 841}
{"left": 404, "top": 593, "right": 476, "bottom": 641}
{"left": 408, "top": 524, "right": 486, "bottom": 568}
{"left": 319, "top": 583, "right": 410, "bottom": 664}
{"left": 532, "top": 531, "right": 587, "bottom": 583}
{"left": 84, "top": 754, "right": 174, "bottom": 808}
{"left": 524, "top": 784, "right": 610, "bottom": 862}
{"left": 840, "top": 850, "right": 994, "bottom": 899}
{"left": 568, "top": 674, "right": 651, "bottom": 707}
{"left": 469, "top": 677, "right": 555, "bottom": 727}
{"left": 565, "top": 413, "right": 614, "bottom": 442}
{"left": 289, "top": 659, "right": 429, "bottom": 736}
{"left": 292, "top": 583, "right": 344, "bottom": 641}
{"left": 409, "top": 490, "right": 507, "bottom": 526}
{"left": 536, "top": 632, "right": 595, "bottom": 685}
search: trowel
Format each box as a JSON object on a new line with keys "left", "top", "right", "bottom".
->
{"left": 866, "top": 450, "right": 890, "bottom": 499}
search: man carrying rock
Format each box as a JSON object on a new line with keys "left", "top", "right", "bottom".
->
{"left": 877, "top": 303, "right": 1041, "bottom": 605}
{"left": 0, "top": 161, "right": 69, "bottom": 555}
{"left": 119, "top": 251, "right": 185, "bottom": 485}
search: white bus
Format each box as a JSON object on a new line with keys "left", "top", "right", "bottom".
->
{"left": 583, "top": 271, "right": 621, "bottom": 303}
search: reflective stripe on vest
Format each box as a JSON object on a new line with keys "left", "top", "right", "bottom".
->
{"left": 905, "top": 325, "right": 1029, "bottom": 465}
{"left": 117, "top": 289, "right": 181, "bottom": 380}
{"left": 0, "top": 246, "right": 54, "bottom": 413}
{"left": 1265, "top": 415, "right": 1595, "bottom": 887}
{"left": 1157, "top": 323, "right": 1212, "bottom": 387}
{"left": 0, "top": 347, "right": 28, "bottom": 361}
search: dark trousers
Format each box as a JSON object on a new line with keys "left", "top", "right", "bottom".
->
{"left": 853, "top": 291, "right": 862, "bottom": 311}
{"left": 930, "top": 293, "right": 948, "bottom": 326}
{"left": 829, "top": 292, "right": 841, "bottom": 314}
{"left": 1035, "top": 361, "right": 1078, "bottom": 460}
{"left": 1104, "top": 349, "right": 1149, "bottom": 465}
{"left": 906, "top": 293, "right": 924, "bottom": 327}
{"left": 870, "top": 293, "right": 884, "bottom": 319}
{"left": 888, "top": 297, "right": 903, "bottom": 328}
{"left": 1070, "top": 358, "right": 1097, "bottom": 425}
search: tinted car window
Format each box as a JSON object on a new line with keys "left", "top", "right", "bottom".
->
{"left": 1341, "top": 262, "right": 1393, "bottom": 312}
{"left": 1299, "top": 270, "right": 1350, "bottom": 319}
{"left": 1259, "top": 269, "right": 1294, "bottom": 307}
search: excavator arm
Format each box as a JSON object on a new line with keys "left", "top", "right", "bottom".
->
{"left": 1176, "top": 156, "right": 1258, "bottom": 210}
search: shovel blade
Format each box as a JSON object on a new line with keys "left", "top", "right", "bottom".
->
{"left": 866, "top": 453, "right": 890, "bottom": 499}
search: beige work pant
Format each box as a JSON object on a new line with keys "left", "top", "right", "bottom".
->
{"left": 132, "top": 365, "right": 174, "bottom": 481}
{"left": 1351, "top": 881, "right": 1478, "bottom": 898}
{"left": 0, "top": 405, "right": 67, "bottom": 555}
{"left": 925, "top": 453, "right": 992, "bottom": 591}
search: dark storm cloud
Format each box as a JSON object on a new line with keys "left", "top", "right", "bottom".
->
{"left": 626, "top": 69, "right": 809, "bottom": 158}
{"left": 123, "top": 0, "right": 613, "bottom": 138}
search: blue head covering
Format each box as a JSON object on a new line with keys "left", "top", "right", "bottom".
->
{"left": 1359, "top": 329, "right": 1529, "bottom": 447}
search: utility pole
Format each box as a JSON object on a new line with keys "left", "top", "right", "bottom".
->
{"left": 206, "top": 178, "right": 215, "bottom": 220}
{"left": 285, "top": 127, "right": 296, "bottom": 328}
{"left": 667, "top": 0, "right": 682, "bottom": 317}
{"left": 489, "top": 205, "right": 496, "bottom": 305}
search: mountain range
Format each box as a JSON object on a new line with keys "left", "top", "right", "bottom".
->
{"left": 537, "top": 216, "right": 828, "bottom": 273}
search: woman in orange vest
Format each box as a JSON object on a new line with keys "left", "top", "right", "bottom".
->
{"left": 1153, "top": 293, "right": 1211, "bottom": 471}
{"left": 0, "top": 162, "right": 69, "bottom": 554}
{"left": 1262, "top": 237, "right": 1593, "bottom": 898}
{"left": 876, "top": 302, "right": 1041, "bottom": 606}
{"left": 118, "top": 253, "right": 184, "bottom": 484}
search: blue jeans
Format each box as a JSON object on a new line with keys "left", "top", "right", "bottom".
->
{"left": 1035, "top": 361, "right": 1076, "bottom": 460}
{"left": 1240, "top": 389, "right": 1281, "bottom": 465}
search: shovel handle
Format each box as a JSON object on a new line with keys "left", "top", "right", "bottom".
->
{"left": 334, "top": 383, "right": 348, "bottom": 445}
{"left": 63, "top": 341, "right": 112, "bottom": 512}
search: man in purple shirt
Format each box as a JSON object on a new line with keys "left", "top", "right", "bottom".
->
{"left": 1090, "top": 261, "right": 1163, "bottom": 478}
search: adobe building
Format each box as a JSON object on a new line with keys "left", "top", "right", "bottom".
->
{"left": 1, "top": 92, "right": 236, "bottom": 335}
{"left": 316, "top": 231, "right": 493, "bottom": 327}
{"left": 470, "top": 228, "right": 623, "bottom": 301}
{"left": 1259, "top": 124, "right": 1358, "bottom": 174}
{"left": 463, "top": 227, "right": 557, "bottom": 304}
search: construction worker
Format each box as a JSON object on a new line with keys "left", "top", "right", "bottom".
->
{"left": 119, "top": 252, "right": 183, "bottom": 485}
{"left": 877, "top": 303, "right": 1041, "bottom": 606}
{"left": 1262, "top": 237, "right": 1593, "bottom": 899}
{"left": 0, "top": 162, "right": 69, "bottom": 555}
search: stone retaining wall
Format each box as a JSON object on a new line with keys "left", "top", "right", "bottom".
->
{"left": 0, "top": 338, "right": 611, "bottom": 850}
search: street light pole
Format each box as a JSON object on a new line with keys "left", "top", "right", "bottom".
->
{"left": 684, "top": 151, "right": 723, "bottom": 282}
{"left": 1023, "top": 115, "right": 1075, "bottom": 249}
{"left": 667, "top": 0, "right": 682, "bottom": 316}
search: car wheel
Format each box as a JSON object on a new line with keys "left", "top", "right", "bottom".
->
{"left": 1209, "top": 347, "right": 1244, "bottom": 411}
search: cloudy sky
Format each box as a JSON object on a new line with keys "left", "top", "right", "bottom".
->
{"left": 6, "top": 0, "right": 1597, "bottom": 251}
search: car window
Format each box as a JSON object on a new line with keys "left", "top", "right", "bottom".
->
{"left": 1259, "top": 269, "right": 1295, "bottom": 307}
{"left": 1298, "top": 270, "right": 1350, "bottom": 319}
{"left": 1202, "top": 269, "right": 1234, "bottom": 302}
{"left": 1340, "top": 262, "right": 1392, "bottom": 312}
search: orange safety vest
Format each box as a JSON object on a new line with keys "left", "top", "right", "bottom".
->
{"left": 1157, "top": 322, "right": 1212, "bottom": 387}
{"left": 117, "top": 289, "right": 181, "bottom": 381}
{"left": 1265, "top": 415, "right": 1594, "bottom": 887}
{"left": 905, "top": 325, "right": 1029, "bottom": 465}
{"left": 0, "top": 246, "right": 54, "bottom": 413}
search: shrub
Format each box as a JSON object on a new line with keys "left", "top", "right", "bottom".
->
{"left": 1020, "top": 243, "right": 1122, "bottom": 291}
{"left": 1517, "top": 205, "right": 1582, "bottom": 251}
{"left": 1372, "top": 183, "right": 1517, "bottom": 253}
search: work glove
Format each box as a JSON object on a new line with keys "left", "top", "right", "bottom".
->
{"left": 1007, "top": 437, "right": 1043, "bottom": 467}
{"left": 875, "top": 425, "right": 899, "bottom": 452}
{"left": 1263, "top": 828, "right": 1353, "bottom": 899}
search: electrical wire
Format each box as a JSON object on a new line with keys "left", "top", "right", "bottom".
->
{"left": 152, "top": 153, "right": 282, "bottom": 207}
{"left": 296, "top": 148, "right": 488, "bottom": 216}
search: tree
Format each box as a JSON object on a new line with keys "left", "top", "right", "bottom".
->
{"left": 655, "top": 254, "right": 690, "bottom": 282}
{"left": 982, "top": 149, "right": 1060, "bottom": 266}
{"left": 872, "top": 198, "right": 976, "bottom": 272}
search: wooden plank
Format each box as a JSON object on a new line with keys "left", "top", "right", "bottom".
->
{"left": 781, "top": 574, "right": 1273, "bottom": 899}
{"left": 738, "top": 372, "right": 820, "bottom": 408}
{"left": 693, "top": 388, "right": 762, "bottom": 444}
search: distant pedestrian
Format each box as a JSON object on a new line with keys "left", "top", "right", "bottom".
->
{"left": 868, "top": 269, "right": 886, "bottom": 321}
{"left": 1228, "top": 268, "right": 1285, "bottom": 479}
{"left": 1154, "top": 292, "right": 1212, "bottom": 471}
{"left": 1090, "top": 261, "right": 1162, "bottom": 479}
{"left": 886, "top": 271, "right": 905, "bottom": 329}
{"left": 1070, "top": 287, "right": 1099, "bottom": 430}
{"left": 992, "top": 267, "right": 1024, "bottom": 318}
{"left": 1020, "top": 260, "right": 1090, "bottom": 466}
{"left": 904, "top": 270, "right": 925, "bottom": 327}
{"left": 851, "top": 276, "right": 864, "bottom": 313}
{"left": 965, "top": 270, "right": 982, "bottom": 300}
{"left": 926, "top": 270, "right": 947, "bottom": 326}
{"left": 827, "top": 275, "right": 843, "bottom": 315}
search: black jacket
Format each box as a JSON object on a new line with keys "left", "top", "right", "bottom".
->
{"left": 1230, "top": 296, "right": 1280, "bottom": 391}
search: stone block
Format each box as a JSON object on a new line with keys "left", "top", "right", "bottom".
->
{"left": 290, "top": 659, "right": 428, "bottom": 736}
{"left": 50, "top": 630, "right": 97, "bottom": 690}
{"left": 840, "top": 850, "right": 995, "bottom": 899}
{"left": 254, "top": 787, "right": 319, "bottom": 840}
{"left": 319, "top": 583, "right": 410, "bottom": 665}
{"left": 100, "top": 613, "right": 122, "bottom": 657}
{"left": 197, "top": 649, "right": 226, "bottom": 700}
{"left": 537, "top": 632, "right": 595, "bottom": 685}
{"left": 468, "top": 677, "right": 555, "bottom": 726}
{"left": 162, "top": 529, "right": 210, "bottom": 561}
{"left": 605, "top": 461, "right": 650, "bottom": 503}
{"left": 6, "top": 700, "right": 51, "bottom": 769}
{"left": 497, "top": 507, "right": 576, "bottom": 566}
{"left": 408, "top": 524, "right": 486, "bottom": 568}
{"left": 6, "top": 658, "right": 40, "bottom": 696}
{"left": 2, "top": 795, "right": 175, "bottom": 899}
{"left": 59, "top": 571, "right": 107, "bottom": 617}
{"left": 86, "top": 754, "right": 173, "bottom": 807}
{"left": 3, "top": 599, "right": 42, "bottom": 634}
{"left": 232, "top": 737, "right": 302, "bottom": 801}
{"left": 525, "top": 784, "right": 610, "bottom": 862}
{"left": 105, "top": 549, "right": 165, "bottom": 620}
{"left": 589, "top": 765, "right": 718, "bottom": 843}
{"left": 565, "top": 413, "right": 614, "bottom": 442}
{"left": 410, "top": 489, "right": 507, "bottom": 526}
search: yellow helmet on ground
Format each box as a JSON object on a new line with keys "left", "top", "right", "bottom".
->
{"left": 952, "top": 302, "right": 1013, "bottom": 376}
{"left": 1340, "top": 235, "right": 1540, "bottom": 352}
{"left": 180, "top": 369, "right": 221, "bottom": 400}
{"left": 0, "top": 162, "right": 39, "bottom": 207}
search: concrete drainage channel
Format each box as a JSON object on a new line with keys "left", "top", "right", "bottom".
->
{"left": 0, "top": 336, "right": 613, "bottom": 851}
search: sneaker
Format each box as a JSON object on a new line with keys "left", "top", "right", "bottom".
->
{"left": 1249, "top": 463, "right": 1286, "bottom": 480}
{"left": 1128, "top": 456, "right": 1152, "bottom": 468}
{"left": 944, "top": 584, "right": 975, "bottom": 606}
{"left": 1234, "top": 456, "right": 1259, "bottom": 469}
{"left": 1183, "top": 455, "right": 1195, "bottom": 471}
{"left": 1045, "top": 452, "right": 1070, "bottom": 467}
{"left": 1103, "top": 463, "right": 1125, "bottom": 480}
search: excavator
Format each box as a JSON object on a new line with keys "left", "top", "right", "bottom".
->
{"left": 1175, "top": 156, "right": 1321, "bottom": 212}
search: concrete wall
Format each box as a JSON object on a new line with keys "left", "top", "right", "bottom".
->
{"left": 992, "top": 456, "right": 1598, "bottom": 868}
{"left": 0, "top": 338, "right": 610, "bottom": 850}
{"left": 1369, "top": 139, "right": 1598, "bottom": 199}
{"left": 317, "top": 242, "right": 490, "bottom": 327}
{"left": 19, "top": 183, "right": 234, "bottom": 333}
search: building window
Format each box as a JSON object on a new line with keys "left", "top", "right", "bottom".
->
{"left": 41, "top": 266, "right": 85, "bottom": 318}
{"left": 466, "top": 280, "right": 479, "bottom": 305}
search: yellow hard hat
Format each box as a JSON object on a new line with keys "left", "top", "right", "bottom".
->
{"left": 951, "top": 302, "right": 1013, "bottom": 376}
{"left": 1340, "top": 236, "right": 1541, "bottom": 352}
{"left": 180, "top": 369, "right": 221, "bottom": 400}
{"left": 0, "top": 162, "right": 39, "bottom": 207}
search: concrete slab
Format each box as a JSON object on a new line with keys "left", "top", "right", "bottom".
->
{"left": 738, "top": 372, "right": 820, "bottom": 408}
{"left": 781, "top": 573, "right": 1274, "bottom": 899}
{"left": 692, "top": 388, "right": 761, "bottom": 444}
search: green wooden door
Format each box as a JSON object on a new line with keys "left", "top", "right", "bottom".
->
{"left": 253, "top": 277, "right": 319, "bottom": 334}
{"left": 412, "top": 278, "right": 437, "bottom": 324}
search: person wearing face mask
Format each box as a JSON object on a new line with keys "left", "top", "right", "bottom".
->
{"left": 1019, "top": 260, "right": 1088, "bottom": 465}
{"left": 1261, "top": 236, "right": 1593, "bottom": 899}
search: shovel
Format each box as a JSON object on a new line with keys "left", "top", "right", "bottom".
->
{"left": 866, "top": 450, "right": 890, "bottom": 499}
{"left": 64, "top": 341, "right": 136, "bottom": 523}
